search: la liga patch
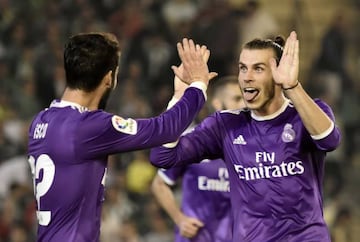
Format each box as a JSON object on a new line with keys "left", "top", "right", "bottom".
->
{"left": 111, "top": 115, "right": 137, "bottom": 135}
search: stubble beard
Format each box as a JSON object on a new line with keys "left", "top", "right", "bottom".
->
{"left": 249, "top": 83, "right": 276, "bottom": 115}
{"left": 98, "top": 88, "right": 111, "bottom": 110}
{"left": 99, "top": 71, "right": 117, "bottom": 110}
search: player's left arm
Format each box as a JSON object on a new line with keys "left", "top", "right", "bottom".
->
{"left": 291, "top": 93, "right": 341, "bottom": 150}
{"left": 270, "top": 31, "right": 341, "bottom": 150}
{"left": 284, "top": 86, "right": 341, "bottom": 149}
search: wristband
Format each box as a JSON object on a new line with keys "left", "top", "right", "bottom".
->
{"left": 190, "top": 81, "right": 207, "bottom": 100}
{"left": 282, "top": 81, "right": 299, "bottom": 90}
{"left": 166, "top": 97, "right": 179, "bottom": 110}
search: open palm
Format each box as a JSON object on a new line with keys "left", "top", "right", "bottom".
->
{"left": 270, "top": 31, "right": 299, "bottom": 89}
{"left": 173, "top": 44, "right": 213, "bottom": 98}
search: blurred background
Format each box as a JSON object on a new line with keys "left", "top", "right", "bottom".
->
{"left": 0, "top": 0, "right": 359, "bottom": 241}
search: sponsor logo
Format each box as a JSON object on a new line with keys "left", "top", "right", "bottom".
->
{"left": 111, "top": 116, "right": 137, "bottom": 135}
{"left": 234, "top": 161, "right": 304, "bottom": 181}
{"left": 233, "top": 134, "right": 247, "bottom": 145}
{"left": 197, "top": 167, "right": 230, "bottom": 192}
{"left": 233, "top": 152, "right": 305, "bottom": 181}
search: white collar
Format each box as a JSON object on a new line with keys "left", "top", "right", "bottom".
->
{"left": 251, "top": 98, "right": 290, "bottom": 121}
{"left": 50, "top": 100, "right": 89, "bottom": 113}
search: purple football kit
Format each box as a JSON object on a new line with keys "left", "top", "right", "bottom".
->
{"left": 151, "top": 99, "right": 341, "bottom": 242}
{"left": 158, "top": 157, "right": 232, "bottom": 242}
{"left": 27, "top": 85, "right": 206, "bottom": 242}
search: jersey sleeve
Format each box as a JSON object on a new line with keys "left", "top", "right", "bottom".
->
{"left": 76, "top": 87, "right": 205, "bottom": 159}
{"left": 150, "top": 112, "right": 223, "bottom": 169}
{"left": 157, "top": 166, "right": 186, "bottom": 186}
{"left": 309, "top": 99, "right": 341, "bottom": 151}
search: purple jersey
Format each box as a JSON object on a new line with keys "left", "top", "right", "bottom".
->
{"left": 27, "top": 87, "right": 205, "bottom": 242}
{"left": 151, "top": 99, "right": 341, "bottom": 242}
{"left": 159, "top": 158, "right": 232, "bottom": 242}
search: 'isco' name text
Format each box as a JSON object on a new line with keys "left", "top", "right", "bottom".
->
{"left": 33, "top": 123, "right": 48, "bottom": 139}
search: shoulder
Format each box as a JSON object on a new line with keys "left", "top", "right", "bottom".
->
{"left": 196, "top": 108, "right": 250, "bottom": 132}
{"left": 216, "top": 108, "right": 250, "bottom": 122}
{"left": 313, "top": 98, "right": 336, "bottom": 119}
{"left": 312, "top": 98, "right": 332, "bottom": 109}
{"left": 288, "top": 98, "right": 331, "bottom": 110}
{"left": 219, "top": 107, "right": 249, "bottom": 114}
{"left": 81, "top": 111, "right": 139, "bottom": 135}
{"left": 78, "top": 110, "right": 111, "bottom": 132}
{"left": 158, "top": 167, "right": 184, "bottom": 185}
{"left": 81, "top": 110, "right": 111, "bottom": 121}
{"left": 289, "top": 98, "right": 335, "bottom": 117}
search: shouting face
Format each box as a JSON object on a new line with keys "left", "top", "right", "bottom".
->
{"left": 238, "top": 48, "right": 283, "bottom": 116}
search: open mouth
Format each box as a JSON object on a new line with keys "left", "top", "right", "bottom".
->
{"left": 243, "top": 87, "right": 259, "bottom": 102}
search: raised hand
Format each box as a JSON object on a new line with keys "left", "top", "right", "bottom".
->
{"left": 270, "top": 31, "right": 299, "bottom": 89}
{"left": 172, "top": 44, "right": 212, "bottom": 99}
{"left": 172, "top": 38, "right": 217, "bottom": 86}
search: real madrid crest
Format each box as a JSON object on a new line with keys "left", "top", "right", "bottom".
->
{"left": 281, "top": 123, "right": 296, "bottom": 142}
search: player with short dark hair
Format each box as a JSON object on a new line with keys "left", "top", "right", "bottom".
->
{"left": 150, "top": 31, "right": 341, "bottom": 242}
{"left": 27, "top": 32, "right": 217, "bottom": 242}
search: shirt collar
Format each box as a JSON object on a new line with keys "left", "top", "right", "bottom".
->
{"left": 50, "top": 99, "right": 89, "bottom": 113}
{"left": 251, "top": 98, "right": 290, "bottom": 121}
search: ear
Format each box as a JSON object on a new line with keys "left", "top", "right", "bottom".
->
{"left": 104, "top": 70, "right": 112, "bottom": 88}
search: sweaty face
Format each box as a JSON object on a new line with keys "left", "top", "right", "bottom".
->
{"left": 238, "top": 49, "right": 277, "bottom": 115}
{"left": 218, "top": 83, "right": 245, "bottom": 110}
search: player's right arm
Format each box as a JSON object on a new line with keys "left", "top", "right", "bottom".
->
{"left": 172, "top": 44, "right": 212, "bottom": 100}
{"left": 77, "top": 39, "right": 217, "bottom": 157}
{"left": 150, "top": 113, "right": 223, "bottom": 169}
{"left": 151, "top": 172, "right": 204, "bottom": 238}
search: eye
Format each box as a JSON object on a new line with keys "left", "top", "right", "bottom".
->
{"left": 239, "top": 66, "right": 247, "bottom": 73}
{"left": 255, "top": 67, "right": 263, "bottom": 72}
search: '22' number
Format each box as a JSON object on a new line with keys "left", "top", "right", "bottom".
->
{"left": 28, "top": 154, "right": 55, "bottom": 226}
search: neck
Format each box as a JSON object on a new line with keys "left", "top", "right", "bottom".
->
{"left": 252, "top": 93, "right": 287, "bottom": 117}
{"left": 61, "top": 88, "right": 100, "bottom": 111}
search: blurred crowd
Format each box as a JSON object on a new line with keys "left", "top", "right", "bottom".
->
{"left": 0, "top": 0, "right": 359, "bottom": 241}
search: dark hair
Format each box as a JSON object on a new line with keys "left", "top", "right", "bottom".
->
{"left": 208, "top": 75, "right": 238, "bottom": 100}
{"left": 243, "top": 36, "right": 285, "bottom": 65}
{"left": 64, "top": 32, "right": 120, "bottom": 92}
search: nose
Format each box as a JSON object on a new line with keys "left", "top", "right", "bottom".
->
{"left": 239, "top": 69, "right": 253, "bottom": 83}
